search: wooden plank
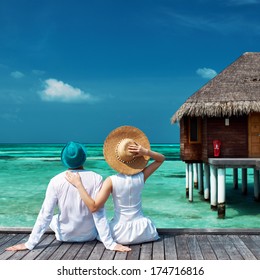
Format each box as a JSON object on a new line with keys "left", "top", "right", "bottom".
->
{"left": 47, "top": 242, "right": 73, "bottom": 260}
{"left": 8, "top": 248, "right": 30, "bottom": 260}
{"left": 175, "top": 235, "right": 190, "bottom": 260}
{"left": 101, "top": 249, "right": 116, "bottom": 260}
{"left": 8, "top": 235, "right": 51, "bottom": 260}
{"left": 250, "top": 235, "right": 260, "bottom": 247}
{"left": 152, "top": 238, "right": 164, "bottom": 260}
{"left": 0, "top": 233, "right": 27, "bottom": 251}
{"left": 196, "top": 235, "right": 217, "bottom": 260}
{"left": 239, "top": 235, "right": 260, "bottom": 260}
{"left": 0, "top": 249, "right": 16, "bottom": 260}
{"left": 207, "top": 235, "right": 230, "bottom": 260}
{"left": 186, "top": 235, "right": 204, "bottom": 260}
{"left": 2, "top": 231, "right": 260, "bottom": 260}
{"left": 61, "top": 242, "right": 84, "bottom": 260}
{"left": 113, "top": 251, "right": 128, "bottom": 260}
{"left": 73, "top": 240, "right": 97, "bottom": 260}
{"left": 0, "top": 233, "right": 21, "bottom": 253}
{"left": 139, "top": 242, "right": 153, "bottom": 260}
{"left": 126, "top": 244, "right": 141, "bottom": 260}
{"left": 22, "top": 234, "right": 56, "bottom": 260}
{"left": 7, "top": 234, "right": 44, "bottom": 260}
{"left": 218, "top": 235, "right": 243, "bottom": 260}
{"left": 88, "top": 241, "right": 106, "bottom": 260}
{"left": 229, "top": 235, "right": 256, "bottom": 260}
{"left": 0, "top": 234, "right": 28, "bottom": 260}
{"left": 36, "top": 238, "right": 62, "bottom": 260}
{"left": 164, "top": 235, "right": 177, "bottom": 260}
{"left": 0, "top": 233, "right": 7, "bottom": 240}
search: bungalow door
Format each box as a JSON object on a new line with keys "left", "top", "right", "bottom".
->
{"left": 248, "top": 113, "right": 260, "bottom": 157}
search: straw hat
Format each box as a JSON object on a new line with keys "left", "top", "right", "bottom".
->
{"left": 103, "top": 126, "right": 150, "bottom": 175}
{"left": 61, "top": 141, "right": 87, "bottom": 169}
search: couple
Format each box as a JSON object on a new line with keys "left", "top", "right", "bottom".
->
{"left": 6, "top": 126, "right": 165, "bottom": 252}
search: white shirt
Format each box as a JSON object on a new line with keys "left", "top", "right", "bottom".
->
{"left": 25, "top": 170, "right": 116, "bottom": 250}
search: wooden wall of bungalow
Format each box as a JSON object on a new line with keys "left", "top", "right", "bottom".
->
{"left": 180, "top": 115, "right": 249, "bottom": 163}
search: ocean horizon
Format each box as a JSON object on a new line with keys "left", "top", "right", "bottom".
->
{"left": 0, "top": 143, "right": 259, "bottom": 229}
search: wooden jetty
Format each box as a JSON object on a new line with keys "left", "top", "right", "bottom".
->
{"left": 1, "top": 228, "right": 260, "bottom": 260}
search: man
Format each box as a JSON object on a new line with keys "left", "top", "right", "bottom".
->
{"left": 6, "top": 141, "right": 130, "bottom": 252}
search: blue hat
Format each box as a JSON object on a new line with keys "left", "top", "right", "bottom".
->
{"left": 61, "top": 141, "right": 87, "bottom": 168}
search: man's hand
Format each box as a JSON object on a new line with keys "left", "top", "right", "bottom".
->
{"left": 5, "top": 243, "right": 28, "bottom": 251}
{"left": 114, "top": 244, "right": 131, "bottom": 252}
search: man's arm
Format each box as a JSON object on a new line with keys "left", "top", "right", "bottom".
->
{"left": 6, "top": 180, "right": 58, "bottom": 251}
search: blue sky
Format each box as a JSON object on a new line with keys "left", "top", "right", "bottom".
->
{"left": 0, "top": 0, "right": 260, "bottom": 143}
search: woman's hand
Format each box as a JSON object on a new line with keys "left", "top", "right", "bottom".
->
{"left": 128, "top": 143, "right": 148, "bottom": 157}
{"left": 65, "top": 171, "right": 82, "bottom": 188}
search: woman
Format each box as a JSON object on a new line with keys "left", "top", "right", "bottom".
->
{"left": 66, "top": 126, "right": 165, "bottom": 244}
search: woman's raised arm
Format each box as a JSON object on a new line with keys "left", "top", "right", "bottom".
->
{"left": 128, "top": 144, "right": 165, "bottom": 182}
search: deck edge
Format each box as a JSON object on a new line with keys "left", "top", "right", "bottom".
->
{"left": 1, "top": 227, "right": 260, "bottom": 235}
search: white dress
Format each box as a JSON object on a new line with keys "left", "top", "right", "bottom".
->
{"left": 109, "top": 172, "right": 159, "bottom": 244}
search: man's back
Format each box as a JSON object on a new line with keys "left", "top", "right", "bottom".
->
{"left": 25, "top": 170, "right": 103, "bottom": 249}
{"left": 48, "top": 170, "right": 103, "bottom": 242}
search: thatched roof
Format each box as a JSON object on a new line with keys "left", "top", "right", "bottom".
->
{"left": 171, "top": 52, "right": 260, "bottom": 123}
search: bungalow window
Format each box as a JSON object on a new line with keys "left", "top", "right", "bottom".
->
{"left": 189, "top": 117, "right": 201, "bottom": 143}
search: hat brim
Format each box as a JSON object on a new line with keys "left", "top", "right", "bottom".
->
{"left": 103, "top": 126, "right": 150, "bottom": 175}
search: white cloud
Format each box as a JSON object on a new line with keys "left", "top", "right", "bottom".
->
{"left": 196, "top": 68, "right": 217, "bottom": 79}
{"left": 11, "top": 71, "right": 24, "bottom": 79}
{"left": 39, "top": 78, "right": 99, "bottom": 103}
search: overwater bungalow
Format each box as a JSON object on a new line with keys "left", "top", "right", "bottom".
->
{"left": 171, "top": 52, "right": 260, "bottom": 218}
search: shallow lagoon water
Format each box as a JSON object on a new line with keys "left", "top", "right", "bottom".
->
{"left": 0, "top": 143, "right": 259, "bottom": 228}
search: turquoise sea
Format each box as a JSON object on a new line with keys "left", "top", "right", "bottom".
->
{"left": 0, "top": 143, "right": 259, "bottom": 228}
